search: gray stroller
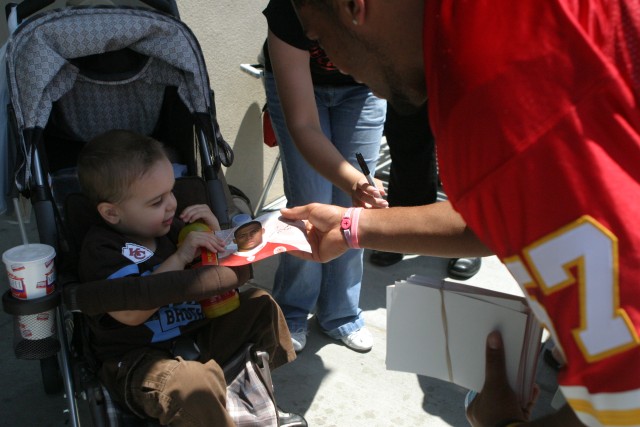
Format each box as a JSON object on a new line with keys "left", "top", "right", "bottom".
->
{"left": 1, "top": 1, "right": 305, "bottom": 426}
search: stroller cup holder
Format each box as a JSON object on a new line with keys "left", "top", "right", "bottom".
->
{"left": 2, "top": 289, "right": 61, "bottom": 360}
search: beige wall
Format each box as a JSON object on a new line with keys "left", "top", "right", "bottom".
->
{"left": 0, "top": 0, "right": 283, "bottom": 207}
{"left": 180, "top": 0, "right": 283, "bottom": 207}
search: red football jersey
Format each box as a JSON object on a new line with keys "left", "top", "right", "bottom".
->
{"left": 424, "top": 1, "right": 640, "bottom": 425}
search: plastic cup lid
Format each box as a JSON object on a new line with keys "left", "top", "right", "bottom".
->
{"left": 2, "top": 243, "right": 56, "bottom": 264}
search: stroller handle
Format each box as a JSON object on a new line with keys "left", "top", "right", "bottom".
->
{"left": 6, "top": 0, "right": 180, "bottom": 23}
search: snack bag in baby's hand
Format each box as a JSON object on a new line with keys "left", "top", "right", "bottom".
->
{"left": 178, "top": 222, "right": 239, "bottom": 317}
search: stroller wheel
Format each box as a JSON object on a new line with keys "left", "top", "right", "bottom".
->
{"left": 40, "top": 355, "right": 63, "bottom": 395}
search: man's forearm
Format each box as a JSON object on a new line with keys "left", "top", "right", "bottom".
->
{"left": 358, "top": 201, "right": 493, "bottom": 257}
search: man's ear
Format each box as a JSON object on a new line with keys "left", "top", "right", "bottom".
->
{"left": 342, "top": 0, "right": 365, "bottom": 26}
{"left": 97, "top": 202, "right": 120, "bottom": 225}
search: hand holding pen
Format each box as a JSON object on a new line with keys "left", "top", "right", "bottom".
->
{"left": 354, "top": 152, "right": 388, "bottom": 209}
{"left": 356, "top": 152, "right": 378, "bottom": 189}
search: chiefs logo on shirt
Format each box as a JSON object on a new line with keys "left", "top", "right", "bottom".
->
{"left": 122, "top": 243, "right": 153, "bottom": 264}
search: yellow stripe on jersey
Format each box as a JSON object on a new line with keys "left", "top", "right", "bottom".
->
{"left": 568, "top": 398, "right": 640, "bottom": 426}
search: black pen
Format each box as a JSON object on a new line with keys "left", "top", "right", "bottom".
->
{"left": 355, "top": 152, "right": 378, "bottom": 190}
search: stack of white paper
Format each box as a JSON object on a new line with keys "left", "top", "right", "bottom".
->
{"left": 386, "top": 275, "right": 542, "bottom": 404}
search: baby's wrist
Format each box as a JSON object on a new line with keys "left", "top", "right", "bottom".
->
{"left": 173, "top": 251, "right": 192, "bottom": 268}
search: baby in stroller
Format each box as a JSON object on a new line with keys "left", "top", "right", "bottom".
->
{"left": 74, "top": 129, "right": 296, "bottom": 426}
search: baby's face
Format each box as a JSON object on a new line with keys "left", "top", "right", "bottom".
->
{"left": 113, "top": 158, "right": 177, "bottom": 243}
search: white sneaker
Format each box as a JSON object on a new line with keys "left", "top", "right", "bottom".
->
{"left": 290, "top": 329, "right": 307, "bottom": 352}
{"left": 340, "top": 327, "right": 373, "bottom": 352}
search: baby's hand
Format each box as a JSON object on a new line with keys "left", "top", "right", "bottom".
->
{"left": 175, "top": 230, "right": 226, "bottom": 266}
{"left": 180, "top": 204, "right": 221, "bottom": 231}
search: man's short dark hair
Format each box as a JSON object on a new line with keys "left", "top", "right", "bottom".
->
{"left": 291, "top": 0, "right": 335, "bottom": 12}
{"left": 234, "top": 220, "right": 262, "bottom": 236}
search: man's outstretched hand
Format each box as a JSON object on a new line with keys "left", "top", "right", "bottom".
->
{"left": 280, "top": 203, "right": 349, "bottom": 263}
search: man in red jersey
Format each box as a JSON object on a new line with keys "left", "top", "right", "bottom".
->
{"left": 281, "top": 1, "right": 640, "bottom": 426}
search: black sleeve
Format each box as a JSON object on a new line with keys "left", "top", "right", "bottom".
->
{"left": 263, "top": 0, "right": 310, "bottom": 51}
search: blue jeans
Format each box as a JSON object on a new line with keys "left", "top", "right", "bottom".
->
{"left": 265, "top": 72, "right": 386, "bottom": 339}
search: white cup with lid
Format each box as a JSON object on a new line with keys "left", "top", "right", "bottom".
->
{"left": 3, "top": 243, "right": 56, "bottom": 300}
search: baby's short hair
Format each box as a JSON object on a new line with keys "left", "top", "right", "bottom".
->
{"left": 78, "top": 130, "right": 169, "bottom": 206}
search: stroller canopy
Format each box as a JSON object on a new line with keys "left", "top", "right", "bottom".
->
{"left": 6, "top": 6, "right": 213, "bottom": 135}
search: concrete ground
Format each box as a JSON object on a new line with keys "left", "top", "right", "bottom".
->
{"left": 0, "top": 200, "right": 561, "bottom": 426}
{"left": 256, "top": 254, "right": 560, "bottom": 427}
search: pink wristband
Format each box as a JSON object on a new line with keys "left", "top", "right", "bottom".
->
{"left": 350, "top": 207, "right": 362, "bottom": 248}
{"left": 340, "top": 207, "right": 363, "bottom": 249}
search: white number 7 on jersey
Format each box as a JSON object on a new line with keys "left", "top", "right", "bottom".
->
{"left": 509, "top": 216, "right": 639, "bottom": 362}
